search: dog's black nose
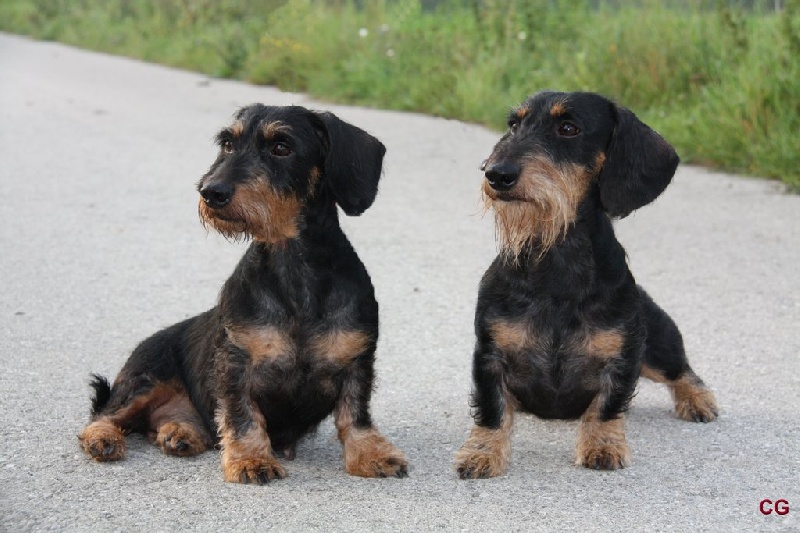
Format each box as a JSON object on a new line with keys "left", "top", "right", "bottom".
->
{"left": 485, "top": 162, "right": 520, "bottom": 191}
{"left": 200, "top": 182, "right": 234, "bottom": 209}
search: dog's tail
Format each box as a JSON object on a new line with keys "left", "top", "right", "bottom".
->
{"left": 88, "top": 373, "right": 112, "bottom": 416}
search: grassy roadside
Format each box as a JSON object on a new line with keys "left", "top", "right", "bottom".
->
{"left": 1, "top": 0, "right": 798, "bottom": 188}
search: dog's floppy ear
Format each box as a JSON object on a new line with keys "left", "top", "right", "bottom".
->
{"left": 315, "top": 112, "right": 386, "bottom": 216}
{"left": 598, "top": 104, "right": 679, "bottom": 218}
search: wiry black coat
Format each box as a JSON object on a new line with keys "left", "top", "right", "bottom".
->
{"left": 456, "top": 92, "right": 717, "bottom": 477}
{"left": 81, "top": 106, "right": 407, "bottom": 482}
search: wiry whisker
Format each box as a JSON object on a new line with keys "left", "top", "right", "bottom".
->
{"left": 484, "top": 157, "right": 590, "bottom": 264}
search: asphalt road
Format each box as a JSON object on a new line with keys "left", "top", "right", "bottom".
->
{"left": 1, "top": 32, "right": 798, "bottom": 532}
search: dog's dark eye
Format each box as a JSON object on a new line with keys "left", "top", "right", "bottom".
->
{"left": 271, "top": 143, "right": 291, "bottom": 157}
{"left": 222, "top": 140, "right": 234, "bottom": 154}
{"left": 508, "top": 120, "right": 519, "bottom": 134}
{"left": 557, "top": 122, "right": 580, "bottom": 137}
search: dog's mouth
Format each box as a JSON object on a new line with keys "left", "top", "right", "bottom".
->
{"left": 482, "top": 180, "right": 526, "bottom": 204}
{"left": 202, "top": 207, "right": 240, "bottom": 223}
{"left": 490, "top": 192, "right": 526, "bottom": 203}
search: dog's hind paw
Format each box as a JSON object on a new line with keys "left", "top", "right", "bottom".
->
{"left": 154, "top": 421, "right": 209, "bottom": 457}
{"left": 671, "top": 375, "right": 719, "bottom": 423}
{"left": 79, "top": 419, "right": 126, "bottom": 462}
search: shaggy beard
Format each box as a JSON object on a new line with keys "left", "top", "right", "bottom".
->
{"left": 198, "top": 182, "right": 301, "bottom": 244}
{"left": 483, "top": 159, "right": 587, "bottom": 263}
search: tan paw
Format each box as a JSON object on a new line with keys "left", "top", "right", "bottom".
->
{"left": 343, "top": 430, "right": 408, "bottom": 478}
{"left": 454, "top": 446, "right": 509, "bottom": 479}
{"left": 222, "top": 455, "right": 287, "bottom": 484}
{"left": 674, "top": 383, "right": 718, "bottom": 423}
{"left": 576, "top": 441, "right": 631, "bottom": 470}
{"left": 454, "top": 424, "right": 512, "bottom": 479}
{"left": 79, "top": 419, "right": 126, "bottom": 462}
{"left": 155, "top": 421, "right": 208, "bottom": 457}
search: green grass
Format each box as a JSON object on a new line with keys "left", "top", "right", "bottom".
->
{"left": 2, "top": 0, "right": 798, "bottom": 188}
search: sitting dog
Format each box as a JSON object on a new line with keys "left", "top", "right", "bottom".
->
{"left": 79, "top": 105, "right": 408, "bottom": 483}
{"left": 455, "top": 91, "right": 718, "bottom": 478}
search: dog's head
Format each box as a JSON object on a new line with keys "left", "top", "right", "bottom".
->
{"left": 197, "top": 105, "right": 385, "bottom": 243}
{"left": 482, "top": 91, "right": 679, "bottom": 259}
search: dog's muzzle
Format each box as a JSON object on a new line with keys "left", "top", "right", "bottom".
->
{"left": 199, "top": 181, "right": 234, "bottom": 209}
{"left": 485, "top": 162, "right": 520, "bottom": 192}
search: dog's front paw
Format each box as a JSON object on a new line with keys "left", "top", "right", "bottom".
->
{"left": 343, "top": 429, "right": 408, "bottom": 478}
{"left": 576, "top": 440, "right": 630, "bottom": 470}
{"left": 79, "top": 419, "right": 126, "bottom": 462}
{"left": 222, "top": 455, "right": 287, "bottom": 484}
{"left": 454, "top": 427, "right": 511, "bottom": 479}
{"left": 155, "top": 421, "right": 208, "bottom": 457}
{"left": 454, "top": 448, "right": 508, "bottom": 479}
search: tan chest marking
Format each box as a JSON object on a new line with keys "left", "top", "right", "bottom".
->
{"left": 225, "top": 326, "right": 293, "bottom": 362}
{"left": 581, "top": 329, "right": 625, "bottom": 359}
{"left": 310, "top": 330, "right": 371, "bottom": 365}
{"left": 489, "top": 319, "right": 541, "bottom": 352}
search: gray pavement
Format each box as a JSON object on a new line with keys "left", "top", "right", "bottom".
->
{"left": 1, "top": 32, "right": 798, "bottom": 531}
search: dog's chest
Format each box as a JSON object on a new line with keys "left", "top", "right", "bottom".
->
{"left": 488, "top": 315, "right": 623, "bottom": 416}
{"left": 225, "top": 323, "right": 368, "bottom": 385}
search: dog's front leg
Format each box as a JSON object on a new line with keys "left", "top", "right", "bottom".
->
{"left": 215, "top": 345, "right": 286, "bottom": 484}
{"left": 334, "top": 356, "right": 408, "bottom": 478}
{"left": 454, "top": 344, "right": 515, "bottom": 479}
{"left": 575, "top": 346, "right": 640, "bottom": 470}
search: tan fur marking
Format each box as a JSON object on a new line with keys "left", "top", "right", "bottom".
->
{"left": 575, "top": 396, "right": 630, "bottom": 469}
{"left": 640, "top": 363, "right": 667, "bottom": 383}
{"left": 641, "top": 367, "right": 718, "bottom": 421}
{"left": 199, "top": 180, "right": 301, "bottom": 244}
{"left": 454, "top": 400, "right": 515, "bottom": 478}
{"left": 595, "top": 151, "right": 607, "bottom": 170}
{"left": 311, "top": 330, "right": 370, "bottom": 365}
{"left": 220, "top": 426, "right": 286, "bottom": 483}
{"left": 217, "top": 407, "right": 286, "bottom": 483}
{"left": 148, "top": 389, "right": 211, "bottom": 456}
{"left": 584, "top": 329, "right": 625, "bottom": 359}
{"left": 308, "top": 166, "right": 321, "bottom": 196}
{"left": 483, "top": 156, "right": 591, "bottom": 261}
{"left": 79, "top": 380, "right": 210, "bottom": 461}
{"left": 669, "top": 374, "right": 718, "bottom": 422}
{"left": 340, "top": 428, "right": 408, "bottom": 477}
{"left": 263, "top": 121, "right": 292, "bottom": 140}
{"left": 515, "top": 107, "right": 529, "bottom": 119}
{"left": 334, "top": 402, "right": 408, "bottom": 478}
{"left": 489, "top": 319, "right": 531, "bottom": 352}
{"left": 103, "top": 380, "right": 179, "bottom": 427}
{"left": 153, "top": 421, "right": 209, "bottom": 457}
{"left": 226, "top": 325, "right": 293, "bottom": 362}
{"left": 550, "top": 102, "right": 566, "bottom": 117}
{"left": 230, "top": 121, "right": 244, "bottom": 137}
{"left": 79, "top": 419, "right": 126, "bottom": 461}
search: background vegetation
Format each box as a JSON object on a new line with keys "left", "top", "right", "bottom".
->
{"left": 1, "top": 0, "right": 797, "bottom": 188}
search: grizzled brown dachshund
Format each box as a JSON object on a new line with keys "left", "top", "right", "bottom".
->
{"left": 455, "top": 91, "right": 718, "bottom": 478}
{"left": 79, "top": 105, "right": 408, "bottom": 483}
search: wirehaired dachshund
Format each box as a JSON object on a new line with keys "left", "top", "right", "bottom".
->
{"left": 455, "top": 91, "right": 718, "bottom": 478}
{"left": 79, "top": 105, "right": 408, "bottom": 483}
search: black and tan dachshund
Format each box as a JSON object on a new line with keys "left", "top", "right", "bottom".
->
{"left": 79, "top": 105, "right": 408, "bottom": 483}
{"left": 455, "top": 91, "right": 718, "bottom": 478}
